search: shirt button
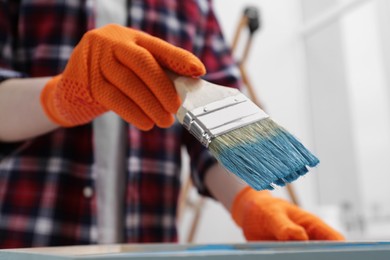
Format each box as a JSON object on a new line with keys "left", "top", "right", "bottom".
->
{"left": 83, "top": 186, "right": 94, "bottom": 198}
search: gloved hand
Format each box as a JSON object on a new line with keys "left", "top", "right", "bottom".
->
{"left": 231, "top": 186, "right": 345, "bottom": 241}
{"left": 40, "top": 24, "right": 205, "bottom": 130}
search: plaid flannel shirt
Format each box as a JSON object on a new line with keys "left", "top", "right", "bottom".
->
{"left": 0, "top": 0, "right": 241, "bottom": 248}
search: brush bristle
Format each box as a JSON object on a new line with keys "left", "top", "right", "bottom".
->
{"left": 208, "top": 118, "right": 319, "bottom": 190}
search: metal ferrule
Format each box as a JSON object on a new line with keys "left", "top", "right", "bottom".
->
{"left": 182, "top": 93, "right": 269, "bottom": 147}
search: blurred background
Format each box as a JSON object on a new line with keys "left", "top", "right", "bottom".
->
{"left": 179, "top": 0, "right": 390, "bottom": 243}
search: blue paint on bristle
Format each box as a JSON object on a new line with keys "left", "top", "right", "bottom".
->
{"left": 273, "top": 167, "right": 308, "bottom": 186}
{"left": 208, "top": 118, "right": 319, "bottom": 190}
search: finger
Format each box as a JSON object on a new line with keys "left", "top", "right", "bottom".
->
{"left": 114, "top": 44, "right": 181, "bottom": 114}
{"left": 288, "top": 207, "right": 345, "bottom": 241}
{"left": 93, "top": 80, "right": 155, "bottom": 130}
{"left": 244, "top": 229, "right": 277, "bottom": 241}
{"left": 101, "top": 61, "right": 175, "bottom": 128}
{"left": 135, "top": 31, "right": 206, "bottom": 76}
{"left": 263, "top": 210, "right": 309, "bottom": 241}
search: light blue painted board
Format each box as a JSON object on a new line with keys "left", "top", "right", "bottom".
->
{"left": 2, "top": 242, "right": 390, "bottom": 260}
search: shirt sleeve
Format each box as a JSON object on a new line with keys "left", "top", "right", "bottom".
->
{"left": 0, "top": 68, "right": 28, "bottom": 82}
{"left": 0, "top": 0, "right": 18, "bottom": 70}
{"left": 0, "top": 1, "right": 29, "bottom": 80}
{"left": 183, "top": 1, "right": 243, "bottom": 198}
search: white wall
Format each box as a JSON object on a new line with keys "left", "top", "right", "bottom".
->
{"left": 339, "top": 0, "right": 390, "bottom": 239}
{"left": 300, "top": 0, "right": 390, "bottom": 239}
{"left": 180, "top": 0, "right": 390, "bottom": 243}
{"left": 179, "top": 0, "right": 324, "bottom": 244}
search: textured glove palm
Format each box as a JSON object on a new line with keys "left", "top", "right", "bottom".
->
{"left": 232, "top": 187, "right": 345, "bottom": 241}
{"left": 41, "top": 24, "right": 205, "bottom": 130}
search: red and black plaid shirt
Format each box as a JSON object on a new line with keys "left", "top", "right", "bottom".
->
{"left": 0, "top": 0, "right": 241, "bottom": 248}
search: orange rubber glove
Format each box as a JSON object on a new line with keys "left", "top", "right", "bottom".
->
{"left": 41, "top": 24, "right": 205, "bottom": 130}
{"left": 232, "top": 186, "right": 345, "bottom": 241}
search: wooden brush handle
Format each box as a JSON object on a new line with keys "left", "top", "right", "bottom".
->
{"left": 167, "top": 71, "right": 240, "bottom": 123}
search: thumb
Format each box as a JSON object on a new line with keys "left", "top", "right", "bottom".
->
{"left": 287, "top": 206, "right": 345, "bottom": 240}
{"left": 136, "top": 31, "right": 206, "bottom": 77}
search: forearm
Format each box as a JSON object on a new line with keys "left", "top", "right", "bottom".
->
{"left": 204, "top": 162, "right": 247, "bottom": 211}
{"left": 0, "top": 77, "right": 59, "bottom": 142}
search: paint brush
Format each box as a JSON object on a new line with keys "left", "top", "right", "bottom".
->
{"left": 170, "top": 73, "right": 319, "bottom": 190}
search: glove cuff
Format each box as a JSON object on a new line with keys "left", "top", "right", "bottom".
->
{"left": 40, "top": 75, "right": 75, "bottom": 127}
{"left": 41, "top": 75, "right": 107, "bottom": 127}
{"left": 231, "top": 186, "right": 271, "bottom": 227}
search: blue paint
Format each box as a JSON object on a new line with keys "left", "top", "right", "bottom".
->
{"left": 187, "top": 245, "right": 236, "bottom": 251}
{"left": 210, "top": 118, "right": 320, "bottom": 190}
